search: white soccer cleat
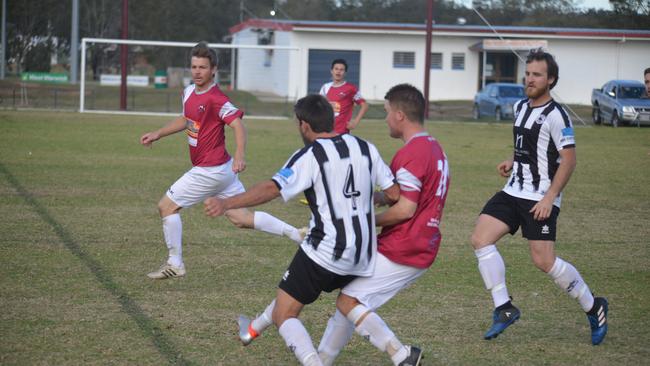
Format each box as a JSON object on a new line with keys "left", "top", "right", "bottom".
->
{"left": 147, "top": 263, "right": 186, "bottom": 279}
{"left": 237, "top": 315, "right": 259, "bottom": 346}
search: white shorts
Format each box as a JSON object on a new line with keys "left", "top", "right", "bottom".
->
{"left": 341, "top": 252, "right": 426, "bottom": 311}
{"left": 166, "top": 159, "right": 245, "bottom": 208}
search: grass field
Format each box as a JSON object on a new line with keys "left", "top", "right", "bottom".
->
{"left": 1, "top": 110, "right": 648, "bottom": 365}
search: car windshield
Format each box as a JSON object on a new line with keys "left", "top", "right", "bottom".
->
{"left": 619, "top": 86, "right": 645, "bottom": 99}
{"left": 499, "top": 86, "right": 525, "bottom": 98}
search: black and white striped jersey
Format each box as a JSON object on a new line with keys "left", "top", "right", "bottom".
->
{"left": 503, "top": 99, "right": 575, "bottom": 208}
{"left": 272, "top": 134, "right": 395, "bottom": 276}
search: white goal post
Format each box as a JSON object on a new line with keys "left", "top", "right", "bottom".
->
{"left": 79, "top": 37, "right": 300, "bottom": 117}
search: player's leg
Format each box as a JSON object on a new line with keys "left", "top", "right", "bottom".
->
{"left": 529, "top": 240, "right": 607, "bottom": 344}
{"left": 318, "top": 253, "right": 425, "bottom": 365}
{"left": 471, "top": 192, "right": 521, "bottom": 339}
{"left": 336, "top": 293, "right": 422, "bottom": 366}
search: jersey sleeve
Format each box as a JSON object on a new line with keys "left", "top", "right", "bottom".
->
{"left": 393, "top": 150, "right": 424, "bottom": 203}
{"left": 218, "top": 101, "right": 244, "bottom": 125}
{"left": 369, "top": 143, "right": 395, "bottom": 190}
{"left": 272, "top": 148, "right": 317, "bottom": 202}
{"left": 548, "top": 109, "right": 575, "bottom": 150}
{"left": 352, "top": 85, "right": 365, "bottom": 105}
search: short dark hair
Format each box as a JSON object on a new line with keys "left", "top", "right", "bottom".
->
{"left": 294, "top": 94, "right": 334, "bottom": 133}
{"left": 526, "top": 48, "right": 559, "bottom": 90}
{"left": 384, "top": 84, "right": 426, "bottom": 124}
{"left": 645, "top": 67, "right": 650, "bottom": 76}
{"left": 191, "top": 41, "right": 218, "bottom": 68}
{"left": 331, "top": 58, "right": 348, "bottom": 71}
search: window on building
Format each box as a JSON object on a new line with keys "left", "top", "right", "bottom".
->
{"left": 430, "top": 53, "right": 443, "bottom": 69}
{"left": 393, "top": 52, "right": 415, "bottom": 69}
{"left": 452, "top": 53, "right": 465, "bottom": 70}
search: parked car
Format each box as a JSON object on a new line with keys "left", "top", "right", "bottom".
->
{"left": 473, "top": 83, "right": 525, "bottom": 121}
{"left": 591, "top": 80, "right": 650, "bottom": 127}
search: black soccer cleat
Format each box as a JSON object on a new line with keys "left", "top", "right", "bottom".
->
{"left": 587, "top": 297, "right": 608, "bottom": 345}
{"left": 398, "top": 346, "right": 423, "bottom": 366}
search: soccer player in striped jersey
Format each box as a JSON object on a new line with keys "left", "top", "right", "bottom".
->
{"left": 315, "top": 83, "right": 448, "bottom": 366}
{"left": 204, "top": 95, "right": 420, "bottom": 366}
{"left": 319, "top": 59, "right": 369, "bottom": 134}
{"left": 140, "top": 42, "right": 303, "bottom": 280}
{"left": 470, "top": 48, "right": 608, "bottom": 345}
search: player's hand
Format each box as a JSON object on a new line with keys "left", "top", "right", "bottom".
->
{"left": 347, "top": 119, "right": 360, "bottom": 130}
{"left": 530, "top": 197, "right": 553, "bottom": 221}
{"left": 140, "top": 132, "right": 160, "bottom": 147}
{"left": 373, "top": 191, "right": 387, "bottom": 207}
{"left": 232, "top": 156, "right": 246, "bottom": 173}
{"left": 497, "top": 159, "right": 514, "bottom": 177}
{"left": 204, "top": 197, "right": 226, "bottom": 217}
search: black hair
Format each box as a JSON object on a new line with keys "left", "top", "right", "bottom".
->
{"left": 384, "top": 83, "right": 425, "bottom": 124}
{"left": 294, "top": 94, "right": 334, "bottom": 133}
{"left": 644, "top": 67, "right": 650, "bottom": 76}
{"left": 331, "top": 58, "right": 348, "bottom": 71}
{"left": 526, "top": 48, "right": 559, "bottom": 90}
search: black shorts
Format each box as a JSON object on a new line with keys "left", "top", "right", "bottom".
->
{"left": 279, "top": 248, "right": 357, "bottom": 305}
{"left": 481, "top": 191, "right": 560, "bottom": 241}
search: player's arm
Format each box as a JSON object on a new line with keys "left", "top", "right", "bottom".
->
{"left": 530, "top": 147, "right": 576, "bottom": 220}
{"left": 497, "top": 157, "right": 514, "bottom": 177}
{"left": 348, "top": 101, "right": 369, "bottom": 130}
{"left": 373, "top": 183, "right": 399, "bottom": 207}
{"left": 228, "top": 118, "right": 247, "bottom": 173}
{"left": 205, "top": 180, "right": 280, "bottom": 217}
{"left": 140, "top": 115, "right": 186, "bottom": 146}
{"left": 376, "top": 194, "right": 417, "bottom": 227}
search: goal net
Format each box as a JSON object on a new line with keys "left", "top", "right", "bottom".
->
{"left": 79, "top": 38, "right": 300, "bottom": 118}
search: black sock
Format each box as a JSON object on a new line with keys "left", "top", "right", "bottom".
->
{"left": 496, "top": 300, "right": 513, "bottom": 311}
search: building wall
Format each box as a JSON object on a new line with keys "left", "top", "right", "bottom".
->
{"left": 235, "top": 27, "right": 650, "bottom": 105}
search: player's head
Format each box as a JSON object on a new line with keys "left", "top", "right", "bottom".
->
{"left": 294, "top": 94, "right": 334, "bottom": 143}
{"left": 190, "top": 42, "right": 218, "bottom": 88}
{"left": 644, "top": 67, "right": 650, "bottom": 96}
{"left": 330, "top": 59, "right": 348, "bottom": 83}
{"left": 383, "top": 84, "right": 425, "bottom": 138}
{"left": 525, "top": 48, "right": 558, "bottom": 99}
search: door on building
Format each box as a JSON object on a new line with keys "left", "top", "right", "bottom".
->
{"left": 479, "top": 52, "right": 518, "bottom": 87}
{"left": 308, "top": 49, "right": 361, "bottom": 94}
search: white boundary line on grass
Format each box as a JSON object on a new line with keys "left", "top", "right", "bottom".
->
{"left": 82, "top": 109, "right": 289, "bottom": 120}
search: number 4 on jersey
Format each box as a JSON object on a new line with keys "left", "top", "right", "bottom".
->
{"left": 343, "top": 164, "right": 361, "bottom": 210}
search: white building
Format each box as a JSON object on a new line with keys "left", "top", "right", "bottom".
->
{"left": 229, "top": 19, "right": 650, "bottom": 105}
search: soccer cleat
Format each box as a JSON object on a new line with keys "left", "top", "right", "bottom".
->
{"left": 398, "top": 346, "right": 423, "bottom": 366}
{"left": 587, "top": 297, "right": 608, "bottom": 345}
{"left": 484, "top": 304, "right": 520, "bottom": 340}
{"left": 147, "top": 263, "right": 186, "bottom": 279}
{"left": 299, "top": 198, "right": 309, "bottom": 205}
{"left": 237, "top": 315, "right": 259, "bottom": 346}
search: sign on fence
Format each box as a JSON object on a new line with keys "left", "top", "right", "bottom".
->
{"left": 100, "top": 74, "right": 150, "bottom": 87}
{"left": 21, "top": 72, "right": 69, "bottom": 84}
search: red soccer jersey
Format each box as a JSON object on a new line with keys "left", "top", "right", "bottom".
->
{"left": 319, "top": 81, "right": 365, "bottom": 134}
{"left": 182, "top": 84, "right": 244, "bottom": 167}
{"left": 377, "top": 133, "right": 450, "bottom": 269}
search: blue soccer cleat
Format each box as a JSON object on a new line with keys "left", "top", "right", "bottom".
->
{"left": 587, "top": 297, "right": 608, "bottom": 345}
{"left": 484, "top": 304, "right": 520, "bottom": 340}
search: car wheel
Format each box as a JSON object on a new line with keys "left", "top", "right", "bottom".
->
{"left": 472, "top": 104, "right": 480, "bottom": 120}
{"left": 592, "top": 106, "right": 601, "bottom": 125}
{"left": 495, "top": 107, "right": 502, "bottom": 121}
{"left": 612, "top": 112, "right": 619, "bottom": 128}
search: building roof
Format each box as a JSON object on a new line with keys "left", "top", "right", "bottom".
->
{"left": 230, "top": 19, "right": 650, "bottom": 40}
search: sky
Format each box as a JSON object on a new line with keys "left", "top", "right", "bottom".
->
{"left": 457, "top": 0, "right": 612, "bottom": 10}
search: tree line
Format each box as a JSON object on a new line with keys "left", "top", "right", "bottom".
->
{"left": 4, "top": 0, "right": 648, "bottom": 75}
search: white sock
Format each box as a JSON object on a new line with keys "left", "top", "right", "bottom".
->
{"left": 254, "top": 211, "right": 302, "bottom": 243}
{"left": 346, "top": 304, "right": 408, "bottom": 365}
{"left": 251, "top": 300, "right": 275, "bottom": 334}
{"left": 475, "top": 245, "right": 510, "bottom": 308}
{"left": 162, "top": 213, "right": 183, "bottom": 267}
{"left": 317, "top": 310, "right": 354, "bottom": 366}
{"left": 548, "top": 257, "right": 594, "bottom": 312}
{"left": 278, "top": 318, "right": 323, "bottom": 366}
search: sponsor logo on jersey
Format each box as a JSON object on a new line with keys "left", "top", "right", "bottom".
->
{"left": 535, "top": 115, "right": 547, "bottom": 124}
{"left": 198, "top": 104, "right": 206, "bottom": 114}
{"left": 560, "top": 127, "right": 575, "bottom": 145}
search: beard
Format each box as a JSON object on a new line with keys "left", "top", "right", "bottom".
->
{"left": 526, "top": 85, "right": 548, "bottom": 99}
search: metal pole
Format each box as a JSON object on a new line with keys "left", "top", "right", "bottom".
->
{"left": 70, "top": 0, "right": 79, "bottom": 83}
{"left": 423, "top": 0, "right": 434, "bottom": 119}
{"left": 120, "top": 0, "right": 128, "bottom": 110}
{"left": 1, "top": 0, "right": 6, "bottom": 79}
{"left": 79, "top": 39, "right": 86, "bottom": 112}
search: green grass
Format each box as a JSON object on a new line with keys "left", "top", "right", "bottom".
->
{"left": 0, "top": 111, "right": 648, "bottom": 365}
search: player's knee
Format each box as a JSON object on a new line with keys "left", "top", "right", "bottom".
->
{"left": 531, "top": 255, "right": 554, "bottom": 273}
{"left": 470, "top": 231, "right": 489, "bottom": 250}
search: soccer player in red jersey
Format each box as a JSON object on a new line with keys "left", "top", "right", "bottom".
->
{"left": 319, "top": 59, "right": 369, "bottom": 134}
{"left": 140, "top": 42, "right": 303, "bottom": 280}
